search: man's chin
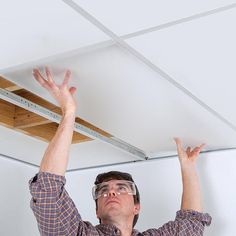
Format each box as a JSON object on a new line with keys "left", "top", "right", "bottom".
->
{"left": 103, "top": 206, "right": 122, "bottom": 218}
{"left": 105, "top": 205, "right": 121, "bottom": 213}
{"left": 100, "top": 210, "right": 123, "bottom": 224}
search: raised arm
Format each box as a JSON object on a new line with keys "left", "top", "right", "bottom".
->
{"left": 174, "top": 138, "right": 205, "bottom": 212}
{"left": 33, "top": 67, "right": 77, "bottom": 176}
{"left": 143, "top": 139, "right": 211, "bottom": 235}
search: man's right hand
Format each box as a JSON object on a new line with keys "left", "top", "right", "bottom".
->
{"left": 33, "top": 67, "right": 77, "bottom": 115}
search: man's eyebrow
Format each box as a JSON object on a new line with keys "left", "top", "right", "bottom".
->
{"left": 116, "top": 182, "right": 130, "bottom": 187}
{"left": 99, "top": 183, "right": 109, "bottom": 187}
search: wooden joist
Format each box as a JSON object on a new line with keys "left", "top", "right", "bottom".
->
{"left": 0, "top": 99, "right": 15, "bottom": 128}
{"left": 20, "top": 123, "right": 92, "bottom": 143}
{"left": 13, "top": 89, "right": 61, "bottom": 128}
{"left": 0, "top": 76, "right": 22, "bottom": 91}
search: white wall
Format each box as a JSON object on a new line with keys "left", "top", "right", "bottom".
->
{"left": 0, "top": 156, "right": 39, "bottom": 235}
{"left": 1, "top": 149, "right": 236, "bottom": 235}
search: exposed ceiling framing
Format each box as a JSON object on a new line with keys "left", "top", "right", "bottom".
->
{"left": 0, "top": 76, "right": 110, "bottom": 143}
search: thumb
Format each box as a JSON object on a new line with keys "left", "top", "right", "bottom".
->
{"left": 174, "top": 137, "right": 183, "bottom": 155}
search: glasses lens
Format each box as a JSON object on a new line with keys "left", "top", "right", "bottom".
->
{"left": 92, "top": 180, "right": 136, "bottom": 200}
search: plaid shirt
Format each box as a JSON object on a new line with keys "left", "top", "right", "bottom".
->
{"left": 29, "top": 172, "right": 212, "bottom": 236}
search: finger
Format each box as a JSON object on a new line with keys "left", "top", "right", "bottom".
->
{"left": 45, "top": 67, "right": 54, "bottom": 84}
{"left": 195, "top": 144, "right": 205, "bottom": 157}
{"left": 192, "top": 146, "right": 201, "bottom": 155}
{"left": 33, "top": 68, "right": 44, "bottom": 81}
{"left": 33, "top": 68, "right": 45, "bottom": 82}
{"left": 194, "top": 143, "right": 205, "bottom": 153}
{"left": 62, "top": 70, "right": 71, "bottom": 87}
{"left": 186, "top": 147, "right": 191, "bottom": 156}
{"left": 199, "top": 143, "right": 206, "bottom": 151}
{"left": 33, "top": 69, "right": 50, "bottom": 90}
{"left": 174, "top": 137, "right": 180, "bottom": 144}
{"left": 191, "top": 146, "right": 203, "bottom": 157}
{"left": 174, "top": 137, "right": 182, "bottom": 148}
{"left": 174, "top": 137, "right": 183, "bottom": 156}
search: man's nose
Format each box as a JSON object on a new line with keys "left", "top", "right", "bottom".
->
{"left": 108, "top": 188, "right": 117, "bottom": 197}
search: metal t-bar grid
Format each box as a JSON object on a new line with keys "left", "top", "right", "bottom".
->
{"left": 62, "top": 0, "right": 236, "bottom": 135}
{"left": 2, "top": 147, "right": 236, "bottom": 172}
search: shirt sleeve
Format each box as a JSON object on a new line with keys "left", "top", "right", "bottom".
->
{"left": 29, "top": 172, "right": 94, "bottom": 236}
{"left": 145, "top": 209, "right": 212, "bottom": 236}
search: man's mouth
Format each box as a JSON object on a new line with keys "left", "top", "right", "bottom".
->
{"left": 105, "top": 199, "right": 120, "bottom": 206}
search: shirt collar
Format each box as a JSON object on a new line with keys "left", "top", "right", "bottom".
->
{"left": 96, "top": 224, "right": 140, "bottom": 235}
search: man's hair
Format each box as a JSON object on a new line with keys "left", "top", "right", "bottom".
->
{"left": 94, "top": 171, "right": 140, "bottom": 227}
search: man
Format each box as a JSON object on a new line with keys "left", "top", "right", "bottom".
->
{"left": 29, "top": 68, "right": 212, "bottom": 235}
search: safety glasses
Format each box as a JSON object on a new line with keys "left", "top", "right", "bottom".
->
{"left": 92, "top": 180, "right": 136, "bottom": 200}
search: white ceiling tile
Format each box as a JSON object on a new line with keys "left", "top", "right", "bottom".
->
{"left": 0, "top": 0, "right": 109, "bottom": 70}
{"left": 74, "top": 0, "right": 236, "bottom": 35}
{"left": 4, "top": 45, "right": 236, "bottom": 153}
{"left": 127, "top": 7, "right": 236, "bottom": 127}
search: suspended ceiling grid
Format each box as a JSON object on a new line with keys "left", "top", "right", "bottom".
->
{"left": 1, "top": 1, "right": 236, "bottom": 170}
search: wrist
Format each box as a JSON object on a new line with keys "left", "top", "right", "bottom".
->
{"left": 180, "top": 163, "right": 197, "bottom": 172}
{"left": 62, "top": 107, "right": 76, "bottom": 116}
{"left": 62, "top": 110, "right": 76, "bottom": 120}
{"left": 61, "top": 101, "right": 77, "bottom": 116}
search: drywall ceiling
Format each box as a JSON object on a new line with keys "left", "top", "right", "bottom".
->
{"left": 1, "top": 0, "right": 236, "bottom": 169}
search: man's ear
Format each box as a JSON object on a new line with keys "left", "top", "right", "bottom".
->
{"left": 134, "top": 203, "right": 141, "bottom": 215}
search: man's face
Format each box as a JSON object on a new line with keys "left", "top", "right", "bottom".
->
{"left": 95, "top": 179, "right": 140, "bottom": 223}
